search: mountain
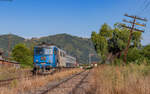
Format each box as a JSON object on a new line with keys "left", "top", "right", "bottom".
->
{"left": 0, "top": 34, "right": 25, "bottom": 56}
{"left": 0, "top": 33, "right": 99, "bottom": 64}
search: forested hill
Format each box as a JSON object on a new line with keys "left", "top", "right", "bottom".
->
{"left": 0, "top": 33, "right": 99, "bottom": 64}
{"left": 0, "top": 34, "right": 25, "bottom": 55}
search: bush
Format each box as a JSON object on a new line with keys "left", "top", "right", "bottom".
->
{"left": 11, "top": 43, "right": 33, "bottom": 67}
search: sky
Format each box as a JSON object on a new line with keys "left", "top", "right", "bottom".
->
{"left": 0, "top": 0, "right": 150, "bottom": 45}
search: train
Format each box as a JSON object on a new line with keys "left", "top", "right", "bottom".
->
{"left": 33, "top": 43, "right": 77, "bottom": 74}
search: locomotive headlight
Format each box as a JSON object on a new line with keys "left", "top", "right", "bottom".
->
{"left": 41, "top": 56, "right": 46, "bottom": 60}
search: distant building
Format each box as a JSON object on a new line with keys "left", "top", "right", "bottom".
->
{"left": 0, "top": 60, "right": 20, "bottom": 68}
{"left": 0, "top": 50, "right": 20, "bottom": 68}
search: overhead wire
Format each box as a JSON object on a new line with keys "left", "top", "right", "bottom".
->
{"left": 135, "top": 0, "right": 148, "bottom": 15}
{"left": 143, "top": 0, "right": 150, "bottom": 10}
{"left": 135, "top": 0, "right": 150, "bottom": 43}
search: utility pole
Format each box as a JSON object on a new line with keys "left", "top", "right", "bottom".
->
{"left": 121, "top": 14, "right": 147, "bottom": 64}
{"left": 88, "top": 39, "right": 91, "bottom": 65}
{"left": 88, "top": 39, "right": 94, "bottom": 65}
{"left": 8, "top": 33, "right": 12, "bottom": 60}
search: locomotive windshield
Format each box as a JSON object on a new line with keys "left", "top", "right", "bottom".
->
{"left": 35, "top": 47, "right": 53, "bottom": 55}
{"left": 35, "top": 48, "right": 44, "bottom": 55}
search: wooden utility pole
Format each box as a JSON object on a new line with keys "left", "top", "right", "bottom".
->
{"left": 122, "top": 14, "right": 147, "bottom": 64}
{"left": 8, "top": 33, "right": 12, "bottom": 59}
{"left": 8, "top": 33, "right": 11, "bottom": 58}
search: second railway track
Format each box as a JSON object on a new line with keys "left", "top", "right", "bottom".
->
{"left": 28, "top": 70, "right": 91, "bottom": 94}
{"left": 0, "top": 75, "right": 33, "bottom": 87}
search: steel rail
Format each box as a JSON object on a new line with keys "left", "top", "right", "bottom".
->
{"left": 68, "top": 70, "right": 90, "bottom": 94}
{"left": 40, "top": 70, "right": 87, "bottom": 94}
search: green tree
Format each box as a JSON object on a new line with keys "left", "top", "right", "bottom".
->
{"left": 11, "top": 43, "right": 33, "bottom": 67}
{"left": 127, "top": 47, "right": 142, "bottom": 62}
{"left": 141, "top": 45, "right": 150, "bottom": 63}
{"left": 91, "top": 23, "right": 142, "bottom": 63}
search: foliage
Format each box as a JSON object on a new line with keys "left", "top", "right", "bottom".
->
{"left": 139, "top": 45, "right": 150, "bottom": 64}
{"left": 126, "top": 47, "right": 143, "bottom": 63}
{"left": 11, "top": 43, "right": 33, "bottom": 67}
{"left": 141, "top": 45, "right": 150, "bottom": 60}
{"left": 91, "top": 23, "right": 142, "bottom": 63}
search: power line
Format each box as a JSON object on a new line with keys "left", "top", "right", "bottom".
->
{"left": 143, "top": 0, "right": 150, "bottom": 11}
{"left": 143, "top": 0, "right": 148, "bottom": 5}
{"left": 135, "top": 0, "right": 148, "bottom": 15}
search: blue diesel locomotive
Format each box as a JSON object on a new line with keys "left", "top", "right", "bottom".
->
{"left": 33, "top": 43, "right": 77, "bottom": 74}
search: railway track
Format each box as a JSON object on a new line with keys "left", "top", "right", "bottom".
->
{"left": 0, "top": 71, "right": 34, "bottom": 87}
{"left": 0, "top": 75, "right": 34, "bottom": 87}
{"left": 0, "top": 77, "right": 18, "bottom": 87}
{"left": 26, "top": 70, "right": 90, "bottom": 94}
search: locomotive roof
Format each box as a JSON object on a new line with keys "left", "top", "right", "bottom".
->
{"left": 35, "top": 44, "right": 57, "bottom": 48}
{"left": 36, "top": 42, "right": 56, "bottom": 47}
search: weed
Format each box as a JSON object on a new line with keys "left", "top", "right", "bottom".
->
{"left": 93, "top": 64, "right": 150, "bottom": 94}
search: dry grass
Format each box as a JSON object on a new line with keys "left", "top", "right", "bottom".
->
{"left": 93, "top": 64, "right": 150, "bottom": 94}
{"left": 0, "top": 66, "right": 31, "bottom": 80}
{"left": 0, "top": 68, "right": 82, "bottom": 94}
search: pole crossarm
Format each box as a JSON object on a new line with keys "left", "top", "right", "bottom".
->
{"left": 121, "top": 24, "right": 145, "bottom": 32}
{"left": 123, "top": 19, "right": 146, "bottom": 27}
{"left": 124, "top": 14, "right": 148, "bottom": 22}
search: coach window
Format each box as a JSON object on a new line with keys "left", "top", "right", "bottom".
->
{"left": 60, "top": 52, "right": 63, "bottom": 57}
{"left": 63, "top": 53, "right": 66, "bottom": 57}
{"left": 54, "top": 48, "right": 57, "bottom": 55}
{"left": 62, "top": 52, "right": 64, "bottom": 57}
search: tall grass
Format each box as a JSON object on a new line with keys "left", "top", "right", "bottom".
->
{"left": 94, "top": 64, "right": 150, "bottom": 94}
{"left": 0, "top": 66, "right": 31, "bottom": 80}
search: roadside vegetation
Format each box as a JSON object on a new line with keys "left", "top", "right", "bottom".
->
{"left": 11, "top": 43, "right": 33, "bottom": 67}
{"left": 93, "top": 64, "right": 150, "bottom": 94}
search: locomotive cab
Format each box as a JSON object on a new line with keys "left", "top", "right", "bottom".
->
{"left": 33, "top": 45, "right": 58, "bottom": 74}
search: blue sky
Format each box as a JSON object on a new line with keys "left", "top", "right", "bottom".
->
{"left": 0, "top": 0, "right": 150, "bottom": 45}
